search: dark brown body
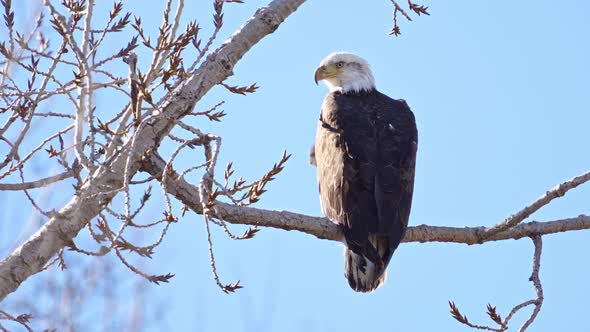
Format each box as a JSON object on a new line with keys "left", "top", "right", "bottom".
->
{"left": 314, "top": 89, "right": 417, "bottom": 292}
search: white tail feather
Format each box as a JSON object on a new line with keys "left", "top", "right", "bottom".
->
{"left": 344, "top": 248, "right": 387, "bottom": 293}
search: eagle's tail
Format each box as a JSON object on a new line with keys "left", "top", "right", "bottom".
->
{"left": 344, "top": 236, "right": 390, "bottom": 293}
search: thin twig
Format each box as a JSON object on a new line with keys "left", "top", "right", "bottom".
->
{"left": 0, "top": 170, "right": 74, "bottom": 190}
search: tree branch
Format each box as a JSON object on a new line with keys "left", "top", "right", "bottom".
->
{"left": 481, "top": 170, "right": 590, "bottom": 239}
{"left": 516, "top": 236, "right": 543, "bottom": 332}
{"left": 0, "top": 171, "right": 74, "bottom": 191}
{"left": 448, "top": 236, "right": 544, "bottom": 331}
{"left": 141, "top": 152, "right": 590, "bottom": 244}
{"left": 0, "top": 0, "right": 306, "bottom": 302}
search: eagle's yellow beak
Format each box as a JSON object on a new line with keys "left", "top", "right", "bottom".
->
{"left": 314, "top": 65, "right": 340, "bottom": 85}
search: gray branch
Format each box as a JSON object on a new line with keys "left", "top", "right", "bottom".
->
{"left": 142, "top": 152, "right": 590, "bottom": 244}
{"left": 0, "top": 171, "right": 73, "bottom": 191}
{"left": 0, "top": 0, "right": 306, "bottom": 302}
{"left": 481, "top": 171, "right": 590, "bottom": 239}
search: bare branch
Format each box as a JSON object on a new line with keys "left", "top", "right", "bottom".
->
{"left": 0, "top": 310, "right": 33, "bottom": 332}
{"left": 515, "top": 236, "right": 543, "bottom": 331}
{"left": 0, "top": 0, "right": 307, "bottom": 302}
{"left": 141, "top": 152, "right": 590, "bottom": 244}
{"left": 449, "top": 236, "right": 544, "bottom": 331}
{"left": 481, "top": 170, "right": 590, "bottom": 240}
{"left": 448, "top": 301, "right": 503, "bottom": 332}
{"left": 0, "top": 170, "right": 74, "bottom": 190}
{"left": 388, "top": 0, "right": 428, "bottom": 36}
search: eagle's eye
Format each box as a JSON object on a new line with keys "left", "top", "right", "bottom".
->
{"left": 336, "top": 61, "right": 344, "bottom": 68}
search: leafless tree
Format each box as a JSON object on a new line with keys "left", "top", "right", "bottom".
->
{"left": 1, "top": 252, "right": 162, "bottom": 331}
{"left": 0, "top": 0, "right": 588, "bottom": 331}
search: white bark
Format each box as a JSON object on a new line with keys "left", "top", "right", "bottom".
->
{"left": 0, "top": 0, "right": 306, "bottom": 302}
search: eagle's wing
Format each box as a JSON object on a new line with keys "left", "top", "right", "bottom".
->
{"left": 371, "top": 96, "right": 417, "bottom": 265}
{"left": 315, "top": 91, "right": 417, "bottom": 289}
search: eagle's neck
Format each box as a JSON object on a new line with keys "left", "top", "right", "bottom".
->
{"left": 326, "top": 70, "right": 376, "bottom": 94}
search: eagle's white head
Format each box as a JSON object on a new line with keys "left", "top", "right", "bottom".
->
{"left": 314, "top": 52, "right": 376, "bottom": 94}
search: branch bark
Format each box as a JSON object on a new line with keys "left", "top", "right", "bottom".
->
{"left": 142, "top": 152, "right": 590, "bottom": 244}
{"left": 0, "top": 171, "right": 74, "bottom": 191}
{"left": 0, "top": 0, "right": 306, "bottom": 302}
{"left": 481, "top": 171, "right": 590, "bottom": 239}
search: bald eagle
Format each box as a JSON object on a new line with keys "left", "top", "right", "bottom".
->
{"left": 312, "top": 52, "right": 417, "bottom": 292}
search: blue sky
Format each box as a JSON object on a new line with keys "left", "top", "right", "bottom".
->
{"left": 2, "top": 0, "right": 590, "bottom": 331}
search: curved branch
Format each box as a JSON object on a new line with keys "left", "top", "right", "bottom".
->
{"left": 514, "top": 236, "right": 543, "bottom": 332}
{"left": 449, "top": 236, "right": 545, "bottom": 331}
{"left": 142, "top": 152, "right": 590, "bottom": 244}
{"left": 0, "top": 0, "right": 306, "bottom": 302}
